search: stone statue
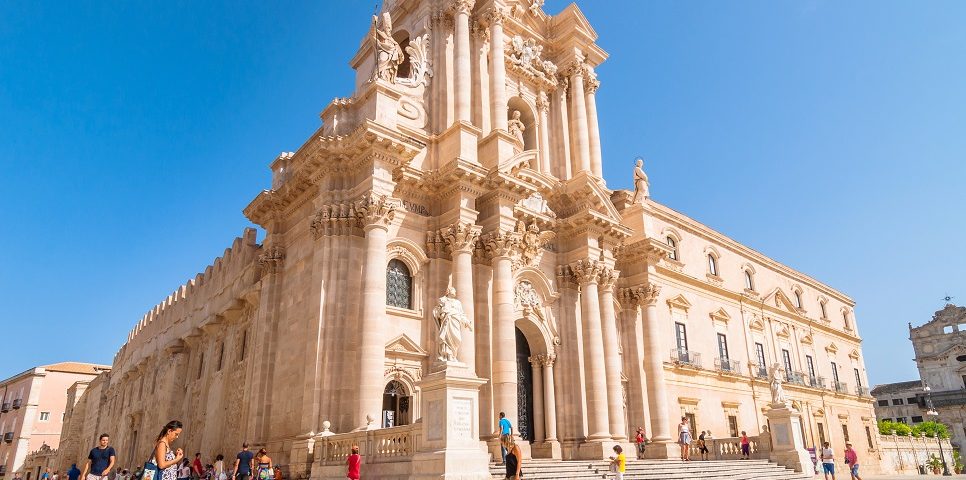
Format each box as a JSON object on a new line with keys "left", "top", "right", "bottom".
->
{"left": 631, "top": 157, "right": 649, "bottom": 203}
{"left": 768, "top": 363, "right": 789, "bottom": 405}
{"left": 372, "top": 12, "right": 404, "bottom": 83}
{"left": 508, "top": 110, "right": 525, "bottom": 145}
{"left": 433, "top": 287, "right": 472, "bottom": 363}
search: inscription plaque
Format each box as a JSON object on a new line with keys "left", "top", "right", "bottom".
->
{"left": 451, "top": 397, "right": 473, "bottom": 440}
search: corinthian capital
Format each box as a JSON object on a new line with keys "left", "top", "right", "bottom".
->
{"left": 449, "top": 0, "right": 475, "bottom": 15}
{"left": 481, "top": 229, "right": 520, "bottom": 259}
{"left": 483, "top": 5, "right": 508, "bottom": 26}
{"left": 441, "top": 222, "right": 482, "bottom": 254}
{"left": 571, "top": 259, "right": 605, "bottom": 285}
{"left": 623, "top": 282, "right": 661, "bottom": 306}
{"left": 358, "top": 193, "right": 400, "bottom": 229}
{"left": 597, "top": 267, "right": 619, "bottom": 291}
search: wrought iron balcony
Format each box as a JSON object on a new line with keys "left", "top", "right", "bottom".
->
{"left": 0, "top": 403, "right": 9, "bottom": 413}
{"left": 3, "top": 431, "right": 13, "bottom": 443}
{"left": 670, "top": 348, "right": 702, "bottom": 368}
{"left": 750, "top": 363, "right": 768, "bottom": 379}
{"left": 11, "top": 399, "right": 21, "bottom": 409}
{"left": 714, "top": 357, "right": 741, "bottom": 374}
{"left": 833, "top": 381, "right": 849, "bottom": 394}
{"left": 806, "top": 375, "right": 827, "bottom": 389}
{"left": 784, "top": 371, "right": 808, "bottom": 386}
{"left": 856, "top": 386, "right": 870, "bottom": 397}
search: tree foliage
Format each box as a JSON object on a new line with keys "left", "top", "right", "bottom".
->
{"left": 911, "top": 420, "right": 950, "bottom": 439}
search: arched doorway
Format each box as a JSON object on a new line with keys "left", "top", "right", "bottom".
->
{"left": 516, "top": 328, "right": 535, "bottom": 443}
{"left": 382, "top": 380, "right": 412, "bottom": 428}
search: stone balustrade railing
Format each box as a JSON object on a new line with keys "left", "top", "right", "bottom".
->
{"left": 316, "top": 424, "right": 421, "bottom": 466}
{"left": 688, "top": 435, "right": 772, "bottom": 460}
{"left": 878, "top": 434, "right": 956, "bottom": 475}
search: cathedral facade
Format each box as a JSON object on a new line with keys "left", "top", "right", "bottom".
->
{"left": 57, "top": 0, "right": 883, "bottom": 477}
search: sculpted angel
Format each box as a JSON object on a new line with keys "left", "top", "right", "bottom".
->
{"left": 768, "top": 363, "right": 789, "bottom": 405}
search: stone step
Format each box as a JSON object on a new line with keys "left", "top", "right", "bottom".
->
{"left": 488, "top": 459, "right": 810, "bottom": 480}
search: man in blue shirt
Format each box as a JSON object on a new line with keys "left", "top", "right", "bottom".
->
{"left": 497, "top": 412, "right": 513, "bottom": 465}
{"left": 232, "top": 443, "right": 255, "bottom": 480}
{"left": 81, "top": 434, "right": 116, "bottom": 480}
{"left": 67, "top": 464, "right": 81, "bottom": 480}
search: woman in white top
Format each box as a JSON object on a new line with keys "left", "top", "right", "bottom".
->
{"left": 153, "top": 421, "right": 185, "bottom": 480}
{"left": 213, "top": 455, "right": 226, "bottom": 480}
{"left": 677, "top": 416, "right": 693, "bottom": 461}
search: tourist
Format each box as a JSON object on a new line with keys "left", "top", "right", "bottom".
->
{"left": 177, "top": 459, "right": 192, "bottom": 480}
{"left": 231, "top": 444, "right": 254, "bottom": 480}
{"left": 67, "top": 464, "right": 81, "bottom": 480}
{"left": 152, "top": 420, "right": 185, "bottom": 480}
{"left": 271, "top": 467, "right": 281, "bottom": 480}
{"left": 608, "top": 445, "right": 626, "bottom": 480}
{"left": 634, "top": 427, "right": 647, "bottom": 459}
{"left": 820, "top": 441, "right": 836, "bottom": 480}
{"left": 497, "top": 412, "right": 513, "bottom": 465}
{"left": 213, "top": 455, "right": 225, "bottom": 480}
{"left": 42, "top": 468, "right": 51, "bottom": 480}
{"left": 52, "top": 470, "right": 60, "bottom": 480}
{"left": 502, "top": 436, "right": 522, "bottom": 480}
{"left": 696, "top": 431, "right": 709, "bottom": 461}
{"left": 346, "top": 445, "right": 361, "bottom": 480}
{"left": 192, "top": 454, "right": 204, "bottom": 480}
{"left": 739, "top": 431, "right": 751, "bottom": 460}
{"left": 82, "top": 434, "right": 117, "bottom": 480}
{"left": 677, "top": 417, "right": 692, "bottom": 461}
{"left": 253, "top": 449, "right": 273, "bottom": 480}
{"left": 115, "top": 469, "right": 128, "bottom": 480}
{"left": 844, "top": 442, "right": 861, "bottom": 480}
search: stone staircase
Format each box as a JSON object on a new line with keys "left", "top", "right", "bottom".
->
{"left": 489, "top": 458, "right": 813, "bottom": 479}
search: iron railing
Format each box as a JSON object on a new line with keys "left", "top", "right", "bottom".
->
{"left": 833, "top": 381, "right": 848, "bottom": 394}
{"left": 11, "top": 399, "right": 21, "bottom": 409}
{"left": 670, "top": 349, "right": 702, "bottom": 368}
{"left": 0, "top": 403, "right": 9, "bottom": 413}
{"left": 714, "top": 358, "right": 741, "bottom": 374}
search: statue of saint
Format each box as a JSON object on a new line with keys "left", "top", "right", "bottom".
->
{"left": 508, "top": 110, "right": 526, "bottom": 145}
{"left": 631, "top": 157, "right": 649, "bottom": 204}
{"left": 372, "top": 12, "right": 404, "bottom": 83}
{"left": 432, "top": 287, "right": 472, "bottom": 363}
{"left": 768, "top": 363, "right": 789, "bottom": 405}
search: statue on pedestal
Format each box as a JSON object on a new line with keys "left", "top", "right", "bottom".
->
{"left": 372, "top": 12, "right": 404, "bottom": 83}
{"left": 768, "top": 363, "right": 789, "bottom": 406}
{"left": 631, "top": 157, "right": 649, "bottom": 204}
{"left": 508, "top": 110, "right": 526, "bottom": 145}
{"left": 433, "top": 287, "right": 472, "bottom": 363}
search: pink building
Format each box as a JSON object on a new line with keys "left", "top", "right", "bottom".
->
{"left": 0, "top": 363, "right": 109, "bottom": 479}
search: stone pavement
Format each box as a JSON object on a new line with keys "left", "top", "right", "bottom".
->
{"left": 852, "top": 475, "right": 966, "bottom": 480}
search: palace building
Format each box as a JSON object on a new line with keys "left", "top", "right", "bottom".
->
{"left": 57, "top": 0, "right": 883, "bottom": 477}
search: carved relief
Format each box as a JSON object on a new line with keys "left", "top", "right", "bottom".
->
{"left": 310, "top": 193, "right": 400, "bottom": 238}
{"left": 441, "top": 222, "right": 482, "bottom": 254}
{"left": 372, "top": 13, "right": 404, "bottom": 83}
{"left": 515, "top": 220, "right": 555, "bottom": 267}
{"left": 571, "top": 259, "right": 605, "bottom": 284}
{"left": 398, "top": 34, "right": 434, "bottom": 87}
{"left": 257, "top": 245, "right": 285, "bottom": 277}
{"left": 507, "top": 35, "right": 558, "bottom": 88}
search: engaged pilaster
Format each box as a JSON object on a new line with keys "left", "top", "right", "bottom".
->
{"left": 485, "top": 6, "right": 508, "bottom": 131}
{"left": 585, "top": 71, "right": 603, "bottom": 179}
{"left": 482, "top": 229, "right": 520, "bottom": 428}
{"left": 536, "top": 91, "right": 552, "bottom": 174}
{"left": 451, "top": 0, "right": 475, "bottom": 123}
{"left": 571, "top": 259, "right": 610, "bottom": 440}
{"left": 568, "top": 54, "right": 592, "bottom": 174}
{"left": 636, "top": 282, "right": 677, "bottom": 457}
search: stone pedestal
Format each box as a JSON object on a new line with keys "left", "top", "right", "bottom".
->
{"left": 575, "top": 440, "right": 636, "bottom": 460}
{"left": 765, "top": 403, "right": 814, "bottom": 474}
{"left": 642, "top": 441, "right": 682, "bottom": 460}
{"left": 411, "top": 364, "right": 490, "bottom": 480}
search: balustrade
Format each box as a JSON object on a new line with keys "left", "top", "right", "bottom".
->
{"left": 317, "top": 424, "right": 420, "bottom": 466}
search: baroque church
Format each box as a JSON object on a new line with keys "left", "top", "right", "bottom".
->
{"left": 57, "top": 0, "right": 883, "bottom": 478}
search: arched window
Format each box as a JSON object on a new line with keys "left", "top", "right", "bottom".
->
{"left": 842, "top": 310, "right": 850, "bottom": 330}
{"left": 744, "top": 270, "right": 754, "bottom": 291}
{"left": 707, "top": 254, "right": 718, "bottom": 276}
{"left": 794, "top": 290, "right": 803, "bottom": 309}
{"left": 667, "top": 236, "right": 678, "bottom": 261}
{"left": 819, "top": 300, "right": 828, "bottom": 319}
{"left": 386, "top": 259, "right": 413, "bottom": 309}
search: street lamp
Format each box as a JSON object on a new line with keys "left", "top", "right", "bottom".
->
{"left": 923, "top": 385, "right": 952, "bottom": 476}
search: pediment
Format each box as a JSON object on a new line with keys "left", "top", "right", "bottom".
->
{"left": 552, "top": 173, "right": 629, "bottom": 234}
{"left": 800, "top": 333, "right": 814, "bottom": 345}
{"left": 764, "top": 288, "right": 799, "bottom": 313}
{"left": 825, "top": 342, "right": 839, "bottom": 354}
{"left": 749, "top": 316, "right": 765, "bottom": 332}
{"left": 775, "top": 323, "right": 791, "bottom": 338}
{"left": 848, "top": 348, "right": 860, "bottom": 359}
{"left": 385, "top": 334, "right": 427, "bottom": 359}
{"left": 710, "top": 308, "right": 731, "bottom": 324}
{"left": 666, "top": 294, "right": 692, "bottom": 312}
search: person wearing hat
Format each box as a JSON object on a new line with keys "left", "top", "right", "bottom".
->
{"left": 844, "top": 442, "right": 861, "bottom": 480}
{"left": 820, "top": 442, "right": 836, "bottom": 480}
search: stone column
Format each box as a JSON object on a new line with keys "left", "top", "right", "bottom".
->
{"left": 572, "top": 259, "right": 610, "bottom": 440}
{"left": 620, "top": 288, "right": 649, "bottom": 438}
{"left": 356, "top": 194, "right": 398, "bottom": 429}
{"left": 452, "top": 0, "right": 475, "bottom": 123}
{"left": 536, "top": 92, "right": 552, "bottom": 174}
{"left": 569, "top": 58, "right": 592, "bottom": 174}
{"left": 442, "top": 222, "right": 482, "bottom": 373}
{"left": 530, "top": 356, "right": 546, "bottom": 443}
{"left": 485, "top": 231, "right": 519, "bottom": 429}
{"left": 486, "top": 6, "right": 508, "bottom": 131}
{"left": 542, "top": 354, "right": 558, "bottom": 442}
{"left": 554, "top": 79, "right": 572, "bottom": 178}
{"left": 640, "top": 283, "right": 675, "bottom": 453}
{"left": 585, "top": 74, "right": 603, "bottom": 178}
{"left": 598, "top": 268, "right": 627, "bottom": 440}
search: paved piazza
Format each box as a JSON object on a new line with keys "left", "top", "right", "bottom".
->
{"left": 53, "top": 1, "right": 891, "bottom": 478}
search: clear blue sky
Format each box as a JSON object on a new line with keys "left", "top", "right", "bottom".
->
{"left": 1, "top": 1, "right": 963, "bottom": 385}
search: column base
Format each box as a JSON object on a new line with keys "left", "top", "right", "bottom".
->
{"left": 411, "top": 447, "right": 491, "bottom": 480}
{"left": 287, "top": 434, "right": 317, "bottom": 479}
{"left": 530, "top": 440, "right": 562, "bottom": 459}
{"left": 574, "top": 439, "right": 636, "bottom": 460}
{"left": 642, "top": 441, "right": 683, "bottom": 460}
